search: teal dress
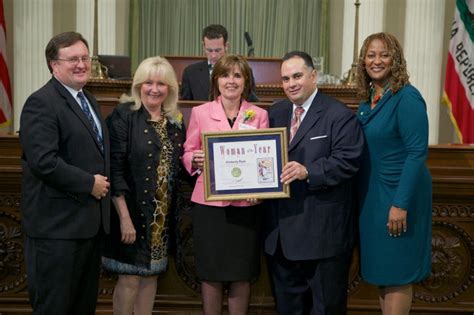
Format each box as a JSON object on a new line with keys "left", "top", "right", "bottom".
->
{"left": 357, "top": 84, "right": 432, "bottom": 286}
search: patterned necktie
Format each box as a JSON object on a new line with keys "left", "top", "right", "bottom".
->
{"left": 77, "top": 91, "right": 104, "bottom": 152}
{"left": 290, "top": 105, "right": 305, "bottom": 141}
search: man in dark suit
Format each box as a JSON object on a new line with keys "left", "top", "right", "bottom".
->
{"left": 19, "top": 32, "right": 110, "bottom": 315}
{"left": 264, "top": 51, "right": 364, "bottom": 315}
{"left": 180, "top": 24, "right": 258, "bottom": 102}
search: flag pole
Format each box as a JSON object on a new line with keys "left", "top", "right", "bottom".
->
{"left": 342, "top": 0, "right": 361, "bottom": 85}
{"left": 90, "top": 0, "right": 107, "bottom": 79}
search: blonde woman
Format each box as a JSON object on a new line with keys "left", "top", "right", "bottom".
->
{"left": 102, "top": 56, "right": 184, "bottom": 314}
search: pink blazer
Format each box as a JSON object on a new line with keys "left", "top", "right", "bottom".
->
{"left": 183, "top": 97, "right": 270, "bottom": 207}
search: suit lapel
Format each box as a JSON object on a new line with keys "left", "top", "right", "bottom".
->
{"left": 272, "top": 100, "right": 293, "bottom": 142}
{"left": 51, "top": 78, "right": 104, "bottom": 154}
{"left": 209, "top": 100, "right": 231, "bottom": 131}
{"left": 197, "top": 61, "right": 211, "bottom": 96}
{"left": 233, "top": 101, "right": 251, "bottom": 130}
{"left": 288, "top": 93, "right": 325, "bottom": 151}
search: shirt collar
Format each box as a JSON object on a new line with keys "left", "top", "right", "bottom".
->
{"left": 56, "top": 78, "right": 83, "bottom": 99}
{"left": 293, "top": 88, "right": 318, "bottom": 112}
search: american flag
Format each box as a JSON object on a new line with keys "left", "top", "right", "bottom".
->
{"left": 0, "top": 0, "right": 12, "bottom": 133}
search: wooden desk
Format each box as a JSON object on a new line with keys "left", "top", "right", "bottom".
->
{"left": 164, "top": 56, "right": 283, "bottom": 85}
{"left": 90, "top": 56, "right": 360, "bottom": 104}
{"left": 84, "top": 78, "right": 360, "bottom": 118}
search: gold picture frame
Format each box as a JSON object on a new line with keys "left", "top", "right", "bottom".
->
{"left": 202, "top": 127, "right": 290, "bottom": 201}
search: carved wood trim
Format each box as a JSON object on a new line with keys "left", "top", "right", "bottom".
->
{"left": 2, "top": 81, "right": 474, "bottom": 313}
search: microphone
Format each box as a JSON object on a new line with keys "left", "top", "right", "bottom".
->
{"left": 244, "top": 31, "right": 253, "bottom": 46}
{"left": 244, "top": 31, "right": 255, "bottom": 57}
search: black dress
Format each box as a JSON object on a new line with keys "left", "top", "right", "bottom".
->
{"left": 192, "top": 203, "right": 261, "bottom": 282}
{"left": 102, "top": 103, "right": 185, "bottom": 276}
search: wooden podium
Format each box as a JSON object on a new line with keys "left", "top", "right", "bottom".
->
{"left": 1, "top": 58, "right": 474, "bottom": 314}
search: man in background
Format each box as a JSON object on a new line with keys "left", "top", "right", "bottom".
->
{"left": 19, "top": 31, "right": 110, "bottom": 315}
{"left": 264, "top": 51, "right": 364, "bottom": 314}
{"left": 180, "top": 24, "right": 258, "bottom": 102}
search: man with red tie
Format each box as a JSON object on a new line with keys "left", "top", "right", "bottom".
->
{"left": 264, "top": 51, "right": 364, "bottom": 315}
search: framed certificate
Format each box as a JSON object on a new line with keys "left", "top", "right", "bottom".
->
{"left": 202, "top": 127, "right": 290, "bottom": 201}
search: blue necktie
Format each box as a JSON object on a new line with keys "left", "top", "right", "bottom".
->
{"left": 77, "top": 92, "right": 104, "bottom": 152}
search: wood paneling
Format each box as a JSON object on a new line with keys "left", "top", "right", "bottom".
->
{"left": 1, "top": 79, "right": 474, "bottom": 314}
{"left": 163, "top": 56, "right": 283, "bottom": 85}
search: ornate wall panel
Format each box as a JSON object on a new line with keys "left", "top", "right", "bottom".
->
{"left": 0, "top": 79, "right": 473, "bottom": 314}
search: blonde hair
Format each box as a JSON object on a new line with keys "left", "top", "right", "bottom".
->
{"left": 120, "top": 56, "right": 180, "bottom": 119}
{"left": 356, "top": 32, "right": 410, "bottom": 100}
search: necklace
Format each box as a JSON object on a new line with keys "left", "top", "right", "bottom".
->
{"left": 221, "top": 100, "right": 241, "bottom": 120}
{"left": 370, "top": 83, "right": 391, "bottom": 108}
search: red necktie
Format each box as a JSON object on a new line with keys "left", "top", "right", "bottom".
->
{"left": 290, "top": 106, "right": 305, "bottom": 141}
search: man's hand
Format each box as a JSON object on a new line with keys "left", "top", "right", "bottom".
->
{"left": 280, "top": 161, "right": 308, "bottom": 184}
{"left": 91, "top": 174, "right": 110, "bottom": 199}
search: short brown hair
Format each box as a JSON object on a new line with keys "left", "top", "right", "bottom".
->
{"left": 356, "top": 32, "right": 409, "bottom": 100}
{"left": 202, "top": 24, "right": 228, "bottom": 43}
{"left": 210, "top": 54, "right": 253, "bottom": 101}
{"left": 45, "top": 32, "right": 89, "bottom": 73}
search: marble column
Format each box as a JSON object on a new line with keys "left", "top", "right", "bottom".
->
{"left": 76, "top": 0, "right": 116, "bottom": 55}
{"left": 341, "top": 0, "right": 385, "bottom": 78}
{"left": 403, "top": 0, "right": 445, "bottom": 144}
{"left": 13, "top": 0, "right": 53, "bottom": 133}
{"left": 99, "top": 0, "right": 116, "bottom": 55}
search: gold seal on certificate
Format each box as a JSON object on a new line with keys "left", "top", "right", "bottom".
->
{"left": 231, "top": 167, "right": 242, "bottom": 178}
{"left": 201, "top": 128, "right": 290, "bottom": 201}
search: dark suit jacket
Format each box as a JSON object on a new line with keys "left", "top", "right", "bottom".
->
{"left": 180, "top": 60, "right": 259, "bottom": 102}
{"left": 20, "top": 77, "right": 110, "bottom": 239}
{"left": 264, "top": 91, "right": 364, "bottom": 261}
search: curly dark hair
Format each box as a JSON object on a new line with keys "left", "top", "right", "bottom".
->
{"left": 355, "top": 32, "right": 410, "bottom": 100}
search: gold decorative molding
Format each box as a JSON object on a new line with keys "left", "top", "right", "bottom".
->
{"left": 0, "top": 211, "right": 27, "bottom": 295}
{"left": 415, "top": 221, "right": 474, "bottom": 303}
{"left": 0, "top": 195, "right": 20, "bottom": 208}
{"left": 433, "top": 204, "right": 474, "bottom": 218}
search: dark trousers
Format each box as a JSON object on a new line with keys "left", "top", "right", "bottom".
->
{"left": 25, "top": 235, "right": 101, "bottom": 315}
{"left": 267, "top": 243, "right": 352, "bottom": 315}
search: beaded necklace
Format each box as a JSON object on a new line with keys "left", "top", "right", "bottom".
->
{"left": 370, "top": 83, "right": 391, "bottom": 108}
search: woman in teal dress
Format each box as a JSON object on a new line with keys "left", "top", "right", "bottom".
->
{"left": 355, "top": 32, "right": 432, "bottom": 315}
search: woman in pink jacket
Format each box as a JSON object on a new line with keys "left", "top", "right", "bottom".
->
{"left": 183, "top": 54, "right": 269, "bottom": 314}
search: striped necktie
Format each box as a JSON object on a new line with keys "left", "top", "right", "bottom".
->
{"left": 290, "top": 106, "right": 305, "bottom": 141}
{"left": 77, "top": 91, "right": 104, "bottom": 152}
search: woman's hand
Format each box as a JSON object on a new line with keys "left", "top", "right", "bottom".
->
{"left": 112, "top": 196, "right": 136, "bottom": 244}
{"left": 246, "top": 198, "right": 260, "bottom": 205}
{"left": 192, "top": 149, "right": 205, "bottom": 171}
{"left": 120, "top": 217, "right": 136, "bottom": 244}
{"left": 387, "top": 206, "right": 407, "bottom": 237}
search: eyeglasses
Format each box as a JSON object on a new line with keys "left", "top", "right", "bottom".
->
{"left": 55, "top": 56, "right": 92, "bottom": 65}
